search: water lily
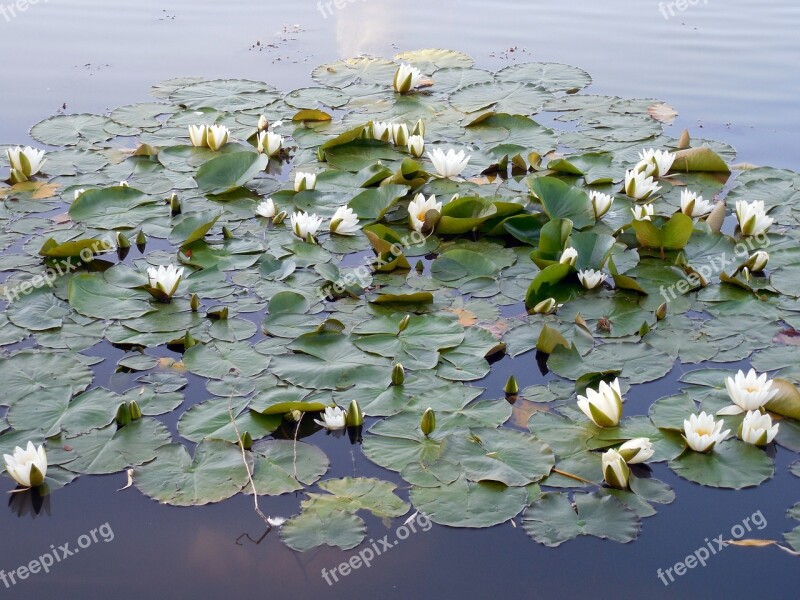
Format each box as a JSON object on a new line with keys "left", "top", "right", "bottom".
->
{"left": 255, "top": 198, "right": 276, "bottom": 218}
{"left": 257, "top": 131, "right": 283, "bottom": 156}
{"left": 532, "top": 297, "right": 558, "bottom": 315}
{"left": 740, "top": 410, "right": 779, "bottom": 446}
{"left": 578, "top": 268, "right": 607, "bottom": 290}
{"left": 428, "top": 148, "right": 471, "bottom": 178}
{"left": 680, "top": 189, "right": 714, "bottom": 217}
{"left": 206, "top": 125, "right": 229, "bottom": 151}
{"left": 625, "top": 169, "right": 661, "bottom": 200}
{"left": 589, "top": 191, "right": 613, "bottom": 218}
{"left": 683, "top": 412, "right": 730, "bottom": 453}
{"left": 119, "top": 180, "right": 129, "bottom": 187}
{"left": 188, "top": 124, "right": 208, "bottom": 147}
{"left": 746, "top": 250, "right": 769, "bottom": 272}
{"left": 632, "top": 204, "right": 655, "bottom": 221}
{"left": 577, "top": 378, "right": 623, "bottom": 427}
{"left": 391, "top": 123, "right": 409, "bottom": 147}
{"left": 408, "top": 193, "right": 442, "bottom": 232}
{"left": 371, "top": 121, "right": 391, "bottom": 142}
{"left": 146, "top": 264, "right": 184, "bottom": 300}
{"left": 718, "top": 368, "right": 778, "bottom": 416}
{"left": 314, "top": 406, "right": 346, "bottom": 430}
{"left": 6, "top": 146, "right": 46, "bottom": 179}
{"left": 294, "top": 172, "right": 317, "bottom": 192}
{"left": 330, "top": 205, "right": 360, "bottom": 236}
{"left": 3, "top": 441, "right": 47, "bottom": 488}
{"left": 257, "top": 115, "right": 269, "bottom": 132}
{"left": 560, "top": 247, "right": 578, "bottom": 266}
{"left": 602, "top": 449, "right": 630, "bottom": 489}
{"left": 393, "top": 62, "right": 422, "bottom": 94}
{"left": 618, "top": 438, "right": 654, "bottom": 464}
{"left": 636, "top": 148, "right": 675, "bottom": 178}
{"left": 74, "top": 188, "right": 86, "bottom": 200}
{"left": 290, "top": 211, "right": 323, "bottom": 240}
{"left": 408, "top": 135, "right": 425, "bottom": 158}
{"left": 736, "top": 200, "right": 774, "bottom": 236}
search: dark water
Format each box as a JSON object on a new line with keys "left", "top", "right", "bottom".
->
{"left": 2, "top": 1, "right": 800, "bottom": 598}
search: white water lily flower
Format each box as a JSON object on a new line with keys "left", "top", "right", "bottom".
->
{"left": 680, "top": 189, "right": 714, "bottom": 217}
{"left": 718, "top": 368, "right": 779, "bottom": 416}
{"left": 747, "top": 250, "right": 769, "bottom": 272}
{"left": 267, "top": 516, "right": 286, "bottom": 527}
{"left": 294, "top": 172, "right": 317, "bottom": 192}
{"left": 3, "top": 441, "right": 47, "bottom": 488}
{"left": 408, "top": 193, "right": 442, "bottom": 232}
{"left": 559, "top": 247, "right": 578, "bottom": 266}
{"left": 636, "top": 148, "right": 675, "bottom": 178}
{"left": 257, "top": 131, "right": 283, "bottom": 156}
{"left": 147, "top": 264, "right": 184, "bottom": 299}
{"left": 206, "top": 125, "right": 229, "bottom": 151}
{"left": 427, "top": 148, "right": 471, "bottom": 178}
{"left": 188, "top": 124, "right": 208, "bottom": 147}
{"left": 314, "top": 406, "right": 346, "bottom": 430}
{"left": 74, "top": 188, "right": 86, "bottom": 200}
{"left": 257, "top": 115, "right": 269, "bottom": 132}
{"left": 625, "top": 169, "right": 661, "bottom": 200}
{"left": 577, "top": 378, "right": 623, "bottom": 427}
{"left": 290, "top": 211, "right": 323, "bottom": 240}
{"left": 371, "top": 121, "right": 391, "bottom": 142}
{"left": 602, "top": 449, "right": 630, "bottom": 489}
{"left": 589, "top": 191, "right": 614, "bottom": 219}
{"left": 119, "top": 180, "right": 129, "bottom": 187}
{"left": 393, "top": 62, "right": 422, "bottom": 94}
{"left": 740, "top": 410, "right": 779, "bottom": 446}
{"left": 578, "top": 268, "right": 607, "bottom": 290}
{"left": 6, "top": 146, "right": 46, "bottom": 178}
{"left": 632, "top": 204, "right": 655, "bottom": 221}
{"left": 255, "top": 198, "right": 276, "bottom": 218}
{"left": 736, "top": 200, "right": 774, "bottom": 236}
{"left": 408, "top": 135, "right": 425, "bottom": 158}
{"left": 391, "top": 123, "right": 409, "bottom": 147}
{"left": 683, "top": 412, "right": 730, "bottom": 453}
{"left": 330, "top": 205, "right": 360, "bottom": 236}
{"left": 618, "top": 438, "right": 654, "bottom": 464}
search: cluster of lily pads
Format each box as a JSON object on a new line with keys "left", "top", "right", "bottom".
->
{"left": 2, "top": 48, "right": 800, "bottom": 552}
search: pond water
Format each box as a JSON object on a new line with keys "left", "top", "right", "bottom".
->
{"left": 2, "top": 1, "right": 800, "bottom": 599}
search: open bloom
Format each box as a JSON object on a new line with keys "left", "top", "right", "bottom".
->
{"left": 589, "top": 191, "right": 613, "bottom": 218}
{"left": 578, "top": 268, "right": 607, "bottom": 290}
{"left": 391, "top": 123, "right": 409, "bottom": 146}
{"left": 718, "top": 368, "right": 778, "bottom": 416}
{"left": 294, "top": 172, "right": 317, "bottom": 192}
{"left": 147, "top": 265, "right": 184, "bottom": 299}
{"left": 6, "top": 146, "right": 46, "bottom": 178}
{"left": 560, "top": 247, "right": 578, "bottom": 266}
{"left": 740, "top": 410, "right": 779, "bottom": 446}
{"left": 290, "top": 211, "right": 323, "bottom": 240}
{"left": 188, "top": 125, "right": 208, "bottom": 147}
{"left": 393, "top": 62, "right": 422, "bottom": 94}
{"left": 428, "top": 148, "right": 471, "bottom": 178}
{"left": 636, "top": 149, "right": 675, "bottom": 178}
{"left": 577, "top": 378, "right": 623, "bottom": 427}
{"left": 371, "top": 121, "right": 391, "bottom": 142}
{"left": 3, "top": 442, "right": 47, "bottom": 488}
{"left": 255, "top": 198, "right": 276, "bottom": 218}
{"left": 632, "top": 204, "right": 655, "bottom": 221}
{"left": 625, "top": 170, "right": 661, "bottom": 200}
{"left": 206, "top": 125, "right": 229, "bottom": 151}
{"left": 736, "top": 200, "right": 774, "bottom": 236}
{"left": 314, "top": 406, "right": 346, "bottom": 430}
{"left": 680, "top": 189, "right": 714, "bottom": 217}
{"left": 602, "top": 449, "right": 630, "bottom": 489}
{"left": 408, "top": 135, "right": 425, "bottom": 158}
{"left": 408, "top": 193, "right": 442, "bottom": 232}
{"left": 257, "top": 131, "right": 283, "bottom": 156}
{"left": 683, "top": 412, "right": 730, "bottom": 453}
{"left": 618, "top": 438, "right": 654, "bottom": 464}
{"left": 330, "top": 205, "right": 360, "bottom": 236}
{"left": 746, "top": 250, "right": 769, "bottom": 272}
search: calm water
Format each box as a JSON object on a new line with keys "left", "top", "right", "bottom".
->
{"left": 2, "top": 1, "right": 800, "bottom": 598}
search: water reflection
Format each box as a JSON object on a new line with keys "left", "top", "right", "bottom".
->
{"left": 334, "top": 0, "right": 393, "bottom": 57}
{"left": 7, "top": 487, "right": 52, "bottom": 519}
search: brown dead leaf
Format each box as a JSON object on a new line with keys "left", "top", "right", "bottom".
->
{"left": 648, "top": 102, "right": 678, "bottom": 124}
{"left": 509, "top": 398, "right": 548, "bottom": 428}
{"left": 775, "top": 329, "right": 800, "bottom": 345}
{"left": 52, "top": 213, "right": 72, "bottom": 224}
{"left": 32, "top": 182, "right": 60, "bottom": 199}
{"left": 450, "top": 308, "right": 478, "bottom": 326}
